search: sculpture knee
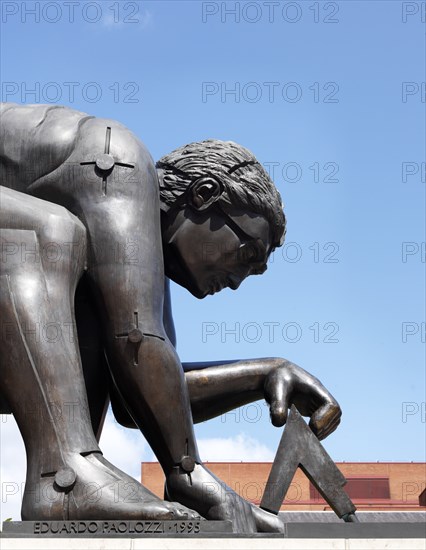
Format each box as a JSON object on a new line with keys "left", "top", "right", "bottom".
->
{"left": 0, "top": 233, "right": 50, "bottom": 359}
{"left": 1, "top": 194, "right": 87, "bottom": 282}
{"left": 1, "top": 210, "right": 87, "bottom": 305}
{"left": 1, "top": 228, "right": 44, "bottom": 278}
{"left": 37, "top": 207, "right": 87, "bottom": 284}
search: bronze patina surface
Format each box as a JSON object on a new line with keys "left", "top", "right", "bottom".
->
{"left": 0, "top": 103, "right": 344, "bottom": 533}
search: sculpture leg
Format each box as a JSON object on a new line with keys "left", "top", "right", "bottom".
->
{"left": 74, "top": 274, "right": 110, "bottom": 441}
{"left": 0, "top": 187, "right": 199, "bottom": 521}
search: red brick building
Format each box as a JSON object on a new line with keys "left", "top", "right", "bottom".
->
{"left": 141, "top": 462, "right": 426, "bottom": 511}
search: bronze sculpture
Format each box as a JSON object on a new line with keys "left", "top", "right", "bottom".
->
{"left": 0, "top": 103, "right": 342, "bottom": 533}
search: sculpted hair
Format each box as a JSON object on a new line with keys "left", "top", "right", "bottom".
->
{"left": 156, "top": 139, "right": 286, "bottom": 249}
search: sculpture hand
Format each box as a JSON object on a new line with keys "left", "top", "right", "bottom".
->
{"left": 263, "top": 361, "right": 341, "bottom": 440}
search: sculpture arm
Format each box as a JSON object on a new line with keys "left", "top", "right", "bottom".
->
{"left": 184, "top": 358, "right": 341, "bottom": 440}
{"left": 163, "top": 258, "right": 340, "bottom": 439}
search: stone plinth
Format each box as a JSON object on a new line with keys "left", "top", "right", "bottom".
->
{"left": 1, "top": 519, "right": 425, "bottom": 549}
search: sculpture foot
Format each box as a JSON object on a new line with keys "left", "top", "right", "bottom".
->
{"left": 22, "top": 452, "right": 201, "bottom": 521}
{"left": 251, "top": 506, "right": 285, "bottom": 533}
{"left": 166, "top": 463, "right": 281, "bottom": 533}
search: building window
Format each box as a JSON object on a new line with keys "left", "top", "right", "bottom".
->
{"left": 310, "top": 477, "right": 390, "bottom": 501}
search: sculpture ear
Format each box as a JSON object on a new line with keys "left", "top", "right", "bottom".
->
{"left": 190, "top": 177, "right": 223, "bottom": 211}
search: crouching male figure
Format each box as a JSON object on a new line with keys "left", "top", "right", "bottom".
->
{"left": 0, "top": 103, "right": 341, "bottom": 532}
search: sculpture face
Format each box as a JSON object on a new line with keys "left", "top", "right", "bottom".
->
{"left": 163, "top": 204, "right": 271, "bottom": 298}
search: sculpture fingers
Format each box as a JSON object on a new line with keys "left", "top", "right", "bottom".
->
{"left": 264, "top": 370, "right": 292, "bottom": 427}
{"left": 269, "top": 399, "right": 289, "bottom": 427}
{"left": 316, "top": 415, "right": 341, "bottom": 441}
{"left": 308, "top": 401, "right": 342, "bottom": 440}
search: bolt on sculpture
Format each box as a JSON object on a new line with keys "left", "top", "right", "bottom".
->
{"left": 0, "top": 103, "right": 348, "bottom": 533}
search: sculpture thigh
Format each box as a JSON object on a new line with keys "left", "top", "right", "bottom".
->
{"left": 0, "top": 186, "right": 101, "bottom": 479}
{"left": 0, "top": 191, "right": 111, "bottom": 439}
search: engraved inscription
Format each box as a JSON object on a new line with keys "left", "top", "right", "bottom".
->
{"left": 32, "top": 520, "right": 203, "bottom": 536}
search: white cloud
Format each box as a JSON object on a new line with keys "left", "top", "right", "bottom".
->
{"left": 198, "top": 433, "right": 275, "bottom": 462}
{"left": 99, "top": 411, "right": 149, "bottom": 481}
{"left": 0, "top": 415, "right": 26, "bottom": 522}
{"left": 101, "top": 9, "right": 152, "bottom": 30}
{"left": 136, "top": 432, "right": 275, "bottom": 464}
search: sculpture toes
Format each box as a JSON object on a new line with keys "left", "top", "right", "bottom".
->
{"left": 168, "top": 502, "right": 202, "bottom": 520}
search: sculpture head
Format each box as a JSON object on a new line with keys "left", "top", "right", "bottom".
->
{"left": 157, "top": 140, "right": 286, "bottom": 298}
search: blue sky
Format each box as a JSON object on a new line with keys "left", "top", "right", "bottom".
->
{"left": 0, "top": 0, "right": 425, "bottom": 521}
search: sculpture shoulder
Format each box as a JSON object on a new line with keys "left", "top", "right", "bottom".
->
{"left": 0, "top": 103, "right": 92, "bottom": 145}
{"left": 0, "top": 103, "right": 93, "bottom": 186}
{"left": 0, "top": 103, "right": 155, "bottom": 193}
{"left": 72, "top": 115, "right": 156, "bottom": 178}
